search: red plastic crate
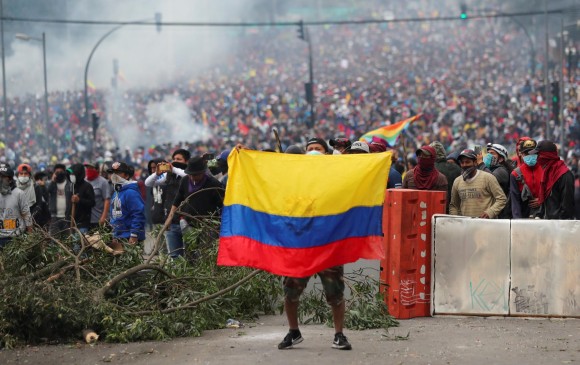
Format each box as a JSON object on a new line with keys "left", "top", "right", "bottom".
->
{"left": 379, "top": 189, "right": 446, "bottom": 319}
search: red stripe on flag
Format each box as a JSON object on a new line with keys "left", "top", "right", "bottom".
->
{"left": 217, "top": 235, "right": 385, "bottom": 277}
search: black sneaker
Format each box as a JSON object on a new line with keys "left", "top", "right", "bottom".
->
{"left": 277, "top": 330, "right": 303, "bottom": 349}
{"left": 332, "top": 332, "right": 352, "bottom": 350}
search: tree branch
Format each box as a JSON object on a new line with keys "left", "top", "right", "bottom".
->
{"left": 95, "top": 264, "right": 175, "bottom": 301}
{"left": 130, "top": 269, "right": 261, "bottom": 316}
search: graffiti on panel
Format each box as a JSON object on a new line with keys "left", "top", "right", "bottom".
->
{"left": 562, "top": 289, "right": 577, "bottom": 315}
{"left": 470, "top": 279, "right": 508, "bottom": 312}
{"left": 511, "top": 285, "right": 549, "bottom": 314}
{"left": 400, "top": 279, "right": 430, "bottom": 305}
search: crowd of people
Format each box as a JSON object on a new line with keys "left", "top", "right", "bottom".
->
{"left": 1, "top": 1, "right": 579, "bottom": 175}
{"left": 1, "top": 0, "right": 579, "bottom": 350}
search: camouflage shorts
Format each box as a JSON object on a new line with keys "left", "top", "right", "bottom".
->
{"left": 283, "top": 265, "right": 345, "bottom": 307}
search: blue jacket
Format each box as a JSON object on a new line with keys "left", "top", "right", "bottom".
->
{"left": 110, "top": 182, "right": 145, "bottom": 240}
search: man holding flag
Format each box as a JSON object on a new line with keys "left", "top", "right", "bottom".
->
{"left": 217, "top": 146, "right": 392, "bottom": 351}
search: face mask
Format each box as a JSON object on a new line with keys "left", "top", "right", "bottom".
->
{"left": 18, "top": 176, "right": 30, "bottom": 185}
{"left": 523, "top": 154, "right": 537, "bottom": 167}
{"left": 483, "top": 154, "right": 496, "bottom": 168}
{"left": 69, "top": 175, "right": 77, "bottom": 185}
{"left": 418, "top": 156, "right": 434, "bottom": 171}
{"left": 86, "top": 169, "right": 99, "bottom": 181}
{"left": 111, "top": 173, "right": 128, "bottom": 185}
{"left": 0, "top": 179, "right": 11, "bottom": 195}
{"left": 461, "top": 166, "right": 477, "bottom": 181}
{"left": 55, "top": 172, "right": 66, "bottom": 183}
{"left": 172, "top": 162, "right": 187, "bottom": 170}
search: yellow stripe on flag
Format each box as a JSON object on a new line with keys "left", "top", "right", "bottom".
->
{"left": 225, "top": 149, "right": 391, "bottom": 217}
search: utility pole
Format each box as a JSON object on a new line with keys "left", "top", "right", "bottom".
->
{"left": 297, "top": 20, "right": 315, "bottom": 128}
{"left": 544, "top": 0, "right": 550, "bottom": 139}
{"left": 559, "top": 16, "right": 565, "bottom": 157}
{"left": 0, "top": 0, "right": 8, "bottom": 133}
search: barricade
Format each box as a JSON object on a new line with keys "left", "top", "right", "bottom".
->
{"left": 431, "top": 215, "right": 511, "bottom": 316}
{"left": 432, "top": 216, "right": 580, "bottom": 318}
{"left": 379, "top": 189, "right": 446, "bottom": 319}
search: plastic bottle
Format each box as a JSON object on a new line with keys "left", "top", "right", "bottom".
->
{"left": 179, "top": 217, "right": 192, "bottom": 234}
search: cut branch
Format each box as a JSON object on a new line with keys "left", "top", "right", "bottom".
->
{"left": 130, "top": 269, "right": 260, "bottom": 316}
{"left": 95, "top": 264, "right": 175, "bottom": 301}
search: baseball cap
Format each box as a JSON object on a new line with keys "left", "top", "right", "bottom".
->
{"left": 530, "top": 140, "right": 557, "bottom": 154}
{"left": 349, "top": 141, "right": 370, "bottom": 153}
{"left": 519, "top": 139, "right": 537, "bottom": 154}
{"left": 458, "top": 149, "right": 477, "bottom": 161}
{"left": 106, "top": 161, "right": 133, "bottom": 174}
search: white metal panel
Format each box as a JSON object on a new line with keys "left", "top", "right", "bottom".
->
{"left": 510, "top": 220, "right": 580, "bottom": 317}
{"left": 432, "top": 216, "right": 511, "bottom": 315}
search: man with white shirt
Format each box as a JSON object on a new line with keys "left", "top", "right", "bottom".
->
{"left": 144, "top": 149, "right": 189, "bottom": 258}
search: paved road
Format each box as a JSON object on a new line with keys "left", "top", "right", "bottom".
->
{"left": 1, "top": 314, "right": 578, "bottom": 365}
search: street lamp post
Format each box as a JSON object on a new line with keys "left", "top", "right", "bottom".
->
{"left": 297, "top": 20, "right": 315, "bottom": 128}
{"left": 15, "top": 32, "right": 49, "bottom": 153}
{"left": 84, "top": 13, "right": 161, "bottom": 155}
{"left": 1, "top": 0, "right": 8, "bottom": 133}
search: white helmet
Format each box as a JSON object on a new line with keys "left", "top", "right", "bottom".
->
{"left": 486, "top": 143, "right": 508, "bottom": 161}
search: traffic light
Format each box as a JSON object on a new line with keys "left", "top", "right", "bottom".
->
{"left": 155, "top": 12, "right": 162, "bottom": 33}
{"left": 297, "top": 20, "right": 305, "bottom": 41}
{"left": 551, "top": 81, "right": 560, "bottom": 121}
{"left": 304, "top": 82, "right": 313, "bottom": 104}
{"left": 460, "top": 4, "right": 468, "bottom": 19}
{"left": 91, "top": 111, "right": 100, "bottom": 140}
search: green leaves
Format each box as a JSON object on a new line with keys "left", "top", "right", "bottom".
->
{"left": 297, "top": 269, "right": 399, "bottom": 331}
{"left": 0, "top": 223, "right": 282, "bottom": 347}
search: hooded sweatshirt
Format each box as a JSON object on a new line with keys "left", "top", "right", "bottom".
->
{"left": 110, "top": 182, "right": 145, "bottom": 240}
{"left": 68, "top": 163, "right": 96, "bottom": 229}
{"left": 431, "top": 141, "right": 462, "bottom": 211}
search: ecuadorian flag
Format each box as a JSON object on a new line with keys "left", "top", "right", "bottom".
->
{"left": 217, "top": 149, "right": 392, "bottom": 277}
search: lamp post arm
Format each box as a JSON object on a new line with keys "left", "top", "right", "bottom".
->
{"left": 83, "top": 23, "right": 126, "bottom": 120}
{"left": 83, "top": 18, "right": 151, "bottom": 132}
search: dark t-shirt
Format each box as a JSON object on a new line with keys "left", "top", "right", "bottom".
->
{"left": 173, "top": 175, "right": 225, "bottom": 220}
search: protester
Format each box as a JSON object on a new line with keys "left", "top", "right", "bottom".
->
{"left": 305, "top": 138, "right": 330, "bottom": 154}
{"left": 145, "top": 159, "right": 166, "bottom": 228}
{"left": 32, "top": 171, "right": 51, "bottom": 228}
{"left": 344, "top": 141, "right": 370, "bottom": 154}
{"left": 163, "top": 156, "right": 223, "bottom": 260}
{"left": 402, "top": 145, "right": 448, "bottom": 191}
{"left": 47, "top": 163, "right": 71, "bottom": 236}
{"left": 484, "top": 143, "right": 513, "bottom": 218}
{"left": 430, "top": 141, "right": 461, "bottom": 211}
{"left": 531, "top": 141, "right": 576, "bottom": 219}
{"left": 510, "top": 138, "right": 543, "bottom": 218}
{"left": 108, "top": 162, "right": 146, "bottom": 248}
{"left": 15, "top": 164, "right": 50, "bottom": 228}
{"left": 66, "top": 164, "right": 96, "bottom": 234}
{"left": 277, "top": 150, "right": 351, "bottom": 351}
{"left": 0, "top": 163, "right": 33, "bottom": 248}
{"left": 84, "top": 162, "right": 111, "bottom": 230}
{"left": 368, "top": 138, "right": 402, "bottom": 189}
{"left": 329, "top": 138, "right": 352, "bottom": 154}
{"left": 145, "top": 149, "right": 189, "bottom": 258}
{"left": 449, "top": 149, "right": 507, "bottom": 218}
{"left": 216, "top": 150, "right": 231, "bottom": 187}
